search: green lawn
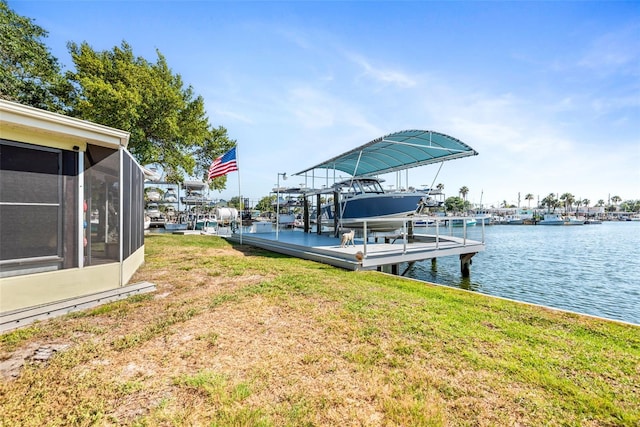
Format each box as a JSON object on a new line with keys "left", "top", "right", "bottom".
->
{"left": 1, "top": 234, "right": 638, "bottom": 426}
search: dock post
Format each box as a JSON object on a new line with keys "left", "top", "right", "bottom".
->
{"left": 460, "top": 253, "right": 476, "bottom": 278}
{"left": 333, "top": 190, "right": 340, "bottom": 237}
{"left": 401, "top": 261, "right": 415, "bottom": 276}
{"left": 303, "top": 196, "right": 310, "bottom": 233}
{"left": 316, "top": 193, "right": 322, "bottom": 235}
{"left": 431, "top": 258, "right": 437, "bottom": 268}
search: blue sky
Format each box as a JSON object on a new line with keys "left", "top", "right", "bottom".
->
{"left": 10, "top": 1, "right": 640, "bottom": 207}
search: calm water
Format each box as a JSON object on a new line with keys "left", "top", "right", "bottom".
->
{"left": 404, "top": 221, "right": 640, "bottom": 325}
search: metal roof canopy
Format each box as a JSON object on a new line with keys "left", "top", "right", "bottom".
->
{"left": 294, "top": 129, "right": 478, "bottom": 178}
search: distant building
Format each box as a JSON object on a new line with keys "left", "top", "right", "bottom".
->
{"left": 0, "top": 100, "right": 146, "bottom": 314}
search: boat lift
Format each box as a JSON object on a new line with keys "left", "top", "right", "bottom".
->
{"left": 233, "top": 129, "right": 484, "bottom": 277}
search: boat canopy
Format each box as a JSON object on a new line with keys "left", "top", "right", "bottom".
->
{"left": 294, "top": 129, "right": 477, "bottom": 178}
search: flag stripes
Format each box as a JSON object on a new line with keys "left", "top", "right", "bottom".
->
{"left": 208, "top": 147, "right": 238, "bottom": 179}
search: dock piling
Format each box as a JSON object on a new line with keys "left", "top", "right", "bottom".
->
{"left": 460, "top": 253, "right": 476, "bottom": 277}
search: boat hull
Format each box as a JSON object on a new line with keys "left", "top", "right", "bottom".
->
{"left": 164, "top": 222, "right": 188, "bottom": 231}
{"left": 342, "top": 193, "right": 422, "bottom": 218}
{"left": 331, "top": 193, "right": 424, "bottom": 231}
{"left": 451, "top": 218, "right": 477, "bottom": 227}
{"left": 539, "top": 213, "right": 564, "bottom": 225}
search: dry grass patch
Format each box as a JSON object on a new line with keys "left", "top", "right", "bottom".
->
{"left": 1, "top": 234, "right": 638, "bottom": 426}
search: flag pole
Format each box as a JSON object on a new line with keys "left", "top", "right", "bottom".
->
{"left": 236, "top": 145, "right": 242, "bottom": 245}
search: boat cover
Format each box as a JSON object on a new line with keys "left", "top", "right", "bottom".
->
{"left": 294, "top": 129, "right": 477, "bottom": 177}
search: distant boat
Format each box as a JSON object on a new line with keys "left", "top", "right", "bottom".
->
{"left": 505, "top": 214, "right": 524, "bottom": 225}
{"left": 474, "top": 214, "right": 493, "bottom": 226}
{"left": 145, "top": 188, "right": 161, "bottom": 202}
{"left": 142, "top": 165, "right": 162, "bottom": 182}
{"left": 146, "top": 203, "right": 161, "bottom": 217}
{"left": 451, "top": 218, "right": 477, "bottom": 227}
{"left": 163, "top": 188, "right": 178, "bottom": 203}
{"left": 565, "top": 216, "right": 585, "bottom": 226}
{"left": 164, "top": 221, "right": 188, "bottom": 231}
{"left": 195, "top": 215, "right": 218, "bottom": 231}
{"left": 539, "top": 213, "right": 565, "bottom": 225}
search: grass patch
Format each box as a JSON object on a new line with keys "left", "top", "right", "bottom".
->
{"left": 1, "top": 234, "right": 638, "bottom": 426}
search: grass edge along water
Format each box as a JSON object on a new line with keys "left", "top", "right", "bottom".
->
{"left": 1, "top": 234, "right": 638, "bottom": 426}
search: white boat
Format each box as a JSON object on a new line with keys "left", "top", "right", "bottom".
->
{"left": 565, "top": 216, "right": 585, "bottom": 226}
{"left": 201, "top": 218, "right": 219, "bottom": 234}
{"left": 145, "top": 187, "right": 162, "bottom": 202}
{"left": 163, "top": 188, "right": 178, "bottom": 203}
{"left": 272, "top": 197, "right": 299, "bottom": 229}
{"left": 474, "top": 214, "right": 493, "bottom": 226}
{"left": 505, "top": 214, "right": 524, "bottom": 225}
{"left": 164, "top": 221, "right": 188, "bottom": 231}
{"left": 539, "top": 213, "right": 565, "bottom": 225}
{"left": 195, "top": 214, "right": 218, "bottom": 231}
{"left": 146, "top": 203, "right": 160, "bottom": 216}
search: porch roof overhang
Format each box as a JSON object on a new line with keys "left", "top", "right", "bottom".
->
{"left": 294, "top": 129, "right": 477, "bottom": 177}
{"left": 0, "top": 99, "right": 130, "bottom": 149}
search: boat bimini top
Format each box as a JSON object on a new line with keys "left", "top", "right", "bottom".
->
{"left": 294, "top": 129, "right": 478, "bottom": 178}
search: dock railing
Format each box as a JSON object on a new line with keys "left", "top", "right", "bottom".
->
{"left": 354, "top": 216, "right": 485, "bottom": 259}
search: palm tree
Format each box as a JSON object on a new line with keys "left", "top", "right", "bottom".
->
{"left": 611, "top": 195, "right": 622, "bottom": 207}
{"left": 541, "top": 193, "right": 557, "bottom": 213}
{"left": 597, "top": 199, "right": 605, "bottom": 207}
{"left": 459, "top": 186, "right": 469, "bottom": 201}
{"left": 560, "top": 192, "right": 575, "bottom": 213}
{"left": 525, "top": 193, "right": 534, "bottom": 209}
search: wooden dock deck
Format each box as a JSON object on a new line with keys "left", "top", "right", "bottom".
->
{"left": 225, "top": 221, "right": 485, "bottom": 275}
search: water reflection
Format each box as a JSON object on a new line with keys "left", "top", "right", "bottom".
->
{"left": 401, "top": 260, "right": 480, "bottom": 292}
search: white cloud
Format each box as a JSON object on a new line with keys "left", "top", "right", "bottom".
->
{"left": 345, "top": 52, "right": 417, "bottom": 88}
{"left": 578, "top": 23, "right": 640, "bottom": 74}
{"left": 213, "top": 109, "right": 254, "bottom": 124}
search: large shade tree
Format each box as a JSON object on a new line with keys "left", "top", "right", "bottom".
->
{"left": 65, "top": 41, "right": 235, "bottom": 187}
{"left": 0, "top": 0, "right": 69, "bottom": 111}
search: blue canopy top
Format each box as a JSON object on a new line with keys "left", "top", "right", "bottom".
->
{"left": 294, "top": 129, "right": 478, "bottom": 177}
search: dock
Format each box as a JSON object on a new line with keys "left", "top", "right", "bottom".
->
{"left": 226, "top": 217, "right": 485, "bottom": 276}
{"left": 229, "top": 129, "right": 484, "bottom": 277}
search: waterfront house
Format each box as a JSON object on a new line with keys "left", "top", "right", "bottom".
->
{"left": 0, "top": 100, "right": 146, "bottom": 318}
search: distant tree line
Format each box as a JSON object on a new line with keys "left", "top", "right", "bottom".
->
{"left": 0, "top": 0, "right": 234, "bottom": 188}
{"left": 438, "top": 184, "right": 639, "bottom": 214}
{"left": 251, "top": 182, "right": 640, "bottom": 215}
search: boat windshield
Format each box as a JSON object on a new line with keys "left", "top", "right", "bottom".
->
{"left": 357, "top": 180, "right": 384, "bottom": 194}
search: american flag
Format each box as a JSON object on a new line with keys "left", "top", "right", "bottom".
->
{"left": 208, "top": 147, "right": 238, "bottom": 179}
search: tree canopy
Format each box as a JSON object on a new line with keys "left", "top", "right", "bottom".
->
{"left": 444, "top": 196, "right": 467, "bottom": 213}
{"left": 0, "top": 0, "right": 68, "bottom": 111}
{"left": 1, "top": 1, "right": 235, "bottom": 188}
{"left": 66, "top": 41, "right": 235, "bottom": 186}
